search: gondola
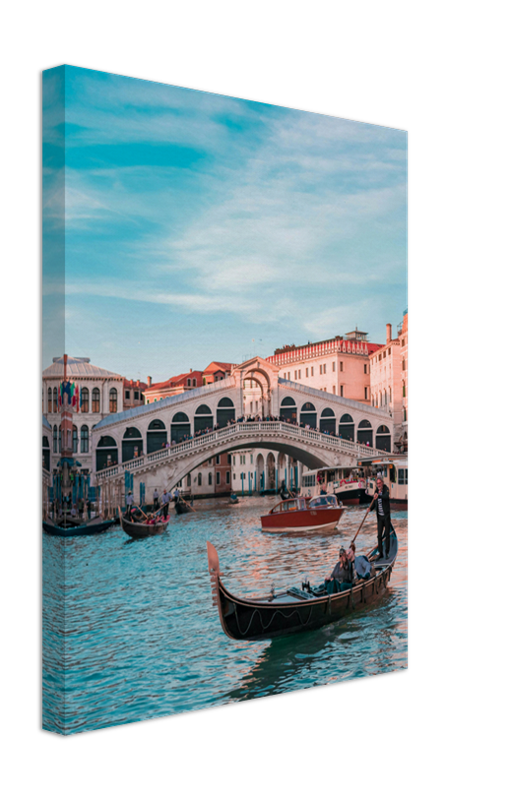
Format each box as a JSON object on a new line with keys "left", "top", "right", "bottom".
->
{"left": 175, "top": 497, "right": 195, "bottom": 515}
{"left": 118, "top": 507, "right": 169, "bottom": 539}
{"left": 229, "top": 493, "right": 239, "bottom": 505}
{"left": 43, "top": 517, "right": 116, "bottom": 537}
{"left": 207, "top": 530, "right": 398, "bottom": 640}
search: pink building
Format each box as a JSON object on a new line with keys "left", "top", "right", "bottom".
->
{"left": 369, "top": 312, "right": 408, "bottom": 449}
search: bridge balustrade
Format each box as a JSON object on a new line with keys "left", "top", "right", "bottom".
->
{"left": 95, "top": 420, "right": 389, "bottom": 481}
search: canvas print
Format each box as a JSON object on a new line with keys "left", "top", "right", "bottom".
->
{"left": 42, "top": 65, "right": 408, "bottom": 734}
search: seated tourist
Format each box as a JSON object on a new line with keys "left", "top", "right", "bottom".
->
{"left": 328, "top": 547, "right": 353, "bottom": 591}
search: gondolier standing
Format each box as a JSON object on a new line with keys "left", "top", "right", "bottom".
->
{"left": 161, "top": 489, "right": 170, "bottom": 518}
{"left": 372, "top": 475, "right": 391, "bottom": 559}
{"left": 153, "top": 488, "right": 159, "bottom": 511}
{"left": 126, "top": 490, "right": 134, "bottom": 521}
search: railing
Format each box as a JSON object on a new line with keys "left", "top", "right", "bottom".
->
{"left": 96, "top": 421, "right": 391, "bottom": 481}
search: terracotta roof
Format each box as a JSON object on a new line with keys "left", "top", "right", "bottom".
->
{"left": 146, "top": 371, "right": 203, "bottom": 392}
{"left": 203, "top": 361, "right": 235, "bottom": 374}
{"left": 123, "top": 378, "right": 148, "bottom": 390}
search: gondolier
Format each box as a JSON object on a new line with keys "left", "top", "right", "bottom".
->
{"left": 372, "top": 476, "right": 391, "bottom": 560}
{"left": 153, "top": 488, "right": 160, "bottom": 510}
{"left": 161, "top": 490, "right": 170, "bottom": 517}
{"left": 126, "top": 490, "right": 134, "bottom": 520}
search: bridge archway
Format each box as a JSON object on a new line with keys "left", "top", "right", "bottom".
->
{"left": 256, "top": 452, "right": 265, "bottom": 491}
{"left": 217, "top": 397, "right": 235, "bottom": 428}
{"left": 96, "top": 435, "right": 118, "bottom": 471}
{"left": 338, "top": 413, "right": 354, "bottom": 442}
{"left": 300, "top": 401, "right": 316, "bottom": 428}
{"left": 171, "top": 412, "right": 190, "bottom": 443}
{"left": 280, "top": 395, "right": 297, "bottom": 423}
{"left": 320, "top": 407, "right": 336, "bottom": 435}
{"left": 147, "top": 419, "right": 167, "bottom": 453}
{"left": 376, "top": 425, "right": 391, "bottom": 452}
{"left": 266, "top": 452, "right": 276, "bottom": 490}
{"left": 357, "top": 419, "right": 372, "bottom": 446}
{"left": 122, "top": 427, "right": 143, "bottom": 462}
{"left": 194, "top": 404, "right": 213, "bottom": 434}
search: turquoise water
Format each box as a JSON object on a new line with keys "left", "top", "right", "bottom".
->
{"left": 43, "top": 497, "right": 408, "bottom": 734}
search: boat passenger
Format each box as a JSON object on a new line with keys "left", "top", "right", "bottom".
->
{"left": 328, "top": 548, "right": 353, "bottom": 591}
{"left": 346, "top": 542, "right": 356, "bottom": 562}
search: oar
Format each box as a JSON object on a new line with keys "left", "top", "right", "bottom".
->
{"left": 351, "top": 496, "right": 376, "bottom": 545}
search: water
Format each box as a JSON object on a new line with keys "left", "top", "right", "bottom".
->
{"left": 43, "top": 497, "right": 408, "bottom": 734}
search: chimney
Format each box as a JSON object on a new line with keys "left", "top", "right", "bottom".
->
{"left": 147, "top": 376, "right": 152, "bottom": 386}
{"left": 136, "top": 379, "right": 140, "bottom": 387}
{"left": 386, "top": 323, "right": 392, "bottom": 344}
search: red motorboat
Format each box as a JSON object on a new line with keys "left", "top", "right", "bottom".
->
{"left": 261, "top": 494, "right": 344, "bottom": 534}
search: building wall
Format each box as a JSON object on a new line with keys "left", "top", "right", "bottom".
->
{"left": 43, "top": 375, "right": 124, "bottom": 474}
{"left": 369, "top": 317, "right": 407, "bottom": 444}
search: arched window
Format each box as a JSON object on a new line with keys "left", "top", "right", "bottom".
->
{"left": 81, "top": 387, "right": 89, "bottom": 413}
{"left": 208, "top": 472, "right": 212, "bottom": 485}
{"left": 147, "top": 419, "right": 167, "bottom": 453}
{"left": 357, "top": 419, "right": 373, "bottom": 446}
{"left": 280, "top": 396, "right": 297, "bottom": 423}
{"left": 197, "top": 472, "right": 202, "bottom": 486}
{"left": 338, "top": 413, "right": 354, "bottom": 441}
{"left": 376, "top": 424, "right": 391, "bottom": 452}
{"left": 96, "top": 435, "right": 118, "bottom": 472}
{"left": 47, "top": 388, "right": 52, "bottom": 414}
{"left": 92, "top": 388, "right": 100, "bottom": 413}
{"left": 53, "top": 387, "right": 58, "bottom": 412}
{"left": 217, "top": 397, "right": 235, "bottom": 428}
{"left": 72, "top": 425, "right": 78, "bottom": 453}
{"left": 300, "top": 401, "right": 316, "bottom": 429}
{"left": 80, "top": 425, "right": 89, "bottom": 453}
{"left": 194, "top": 404, "right": 213, "bottom": 434}
{"left": 320, "top": 407, "right": 336, "bottom": 434}
{"left": 58, "top": 425, "right": 62, "bottom": 453}
{"left": 122, "top": 427, "right": 143, "bottom": 462}
{"left": 403, "top": 382, "right": 406, "bottom": 398}
{"left": 171, "top": 411, "right": 191, "bottom": 443}
{"left": 53, "top": 425, "right": 58, "bottom": 453}
{"left": 109, "top": 388, "right": 117, "bottom": 413}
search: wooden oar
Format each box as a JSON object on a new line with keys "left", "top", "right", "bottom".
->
{"left": 351, "top": 496, "right": 376, "bottom": 545}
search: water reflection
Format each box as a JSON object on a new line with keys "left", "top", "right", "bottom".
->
{"left": 43, "top": 495, "right": 407, "bottom": 734}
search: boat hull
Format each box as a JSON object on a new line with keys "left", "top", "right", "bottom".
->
{"left": 120, "top": 515, "right": 169, "bottom": 539}
{"left": 261, "top": 506, "right": 344, "bottom": 534}
{"left": 207, "top": 532, "right": 398, "bottom": 641}
{"left": 43, "top": 518, "right": 116, "bottom": 537}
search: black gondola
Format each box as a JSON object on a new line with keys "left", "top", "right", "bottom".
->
{"left": 119, "top": 508, "right": 169, "bottom": 539}
{"left": 175, "top": 497, "right": 195, "bottom": 515}
{"left": 207, "top": 530, "right": 398, "bottom": 640}
{"left": 43, "top": 517, "right": 116, "bottom": 537}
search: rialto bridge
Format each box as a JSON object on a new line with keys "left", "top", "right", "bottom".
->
{"left": 90, "top": 358, "right": 394, "bottom": 508}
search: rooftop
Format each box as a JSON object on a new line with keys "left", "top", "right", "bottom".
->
{"left": 43, "top": 356, "right": 122, "bottom": 380}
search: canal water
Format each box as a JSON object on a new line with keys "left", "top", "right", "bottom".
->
{"left": 43, "top": 497, "right": 408, "bottom": 734}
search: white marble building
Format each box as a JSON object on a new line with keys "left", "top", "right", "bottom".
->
{"left": 42, "top": 356, "right": 125, "bottom": 474}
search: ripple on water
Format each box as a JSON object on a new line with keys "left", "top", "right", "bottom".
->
{"left": 43, "top": 496, "right": 408, "bottom": 734}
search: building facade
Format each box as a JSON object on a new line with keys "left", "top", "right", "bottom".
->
{"left": 369, "top": 312, "right": 408, "bottom": 449}
{"left": 123, "top": 378, "right": 148, "bottom": 409}
{"left": 42, "top": 356, "right": 125, "bottom": 475}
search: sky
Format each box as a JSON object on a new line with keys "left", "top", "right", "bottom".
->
{"left": 43, "top": 66, "right": 407, "bottom": 383}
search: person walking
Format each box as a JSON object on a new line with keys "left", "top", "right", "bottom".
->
{"left": 372, "top": 476, "right": 391, "bottom": 559}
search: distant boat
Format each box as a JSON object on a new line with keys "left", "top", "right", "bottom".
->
{"left": 207, "top": 530, "right": 398, "bottom": 640}
{"left": 229, "top": 493, "right": 239, "bottom": 505}
{"left": 43, "top": 517, "right": 116, "bottom": 537}
{"left": 260, "top": 494, "right": 344, "bottom": 534}
{"left": 175, "top": 496, "right": 195, "bottom": 515}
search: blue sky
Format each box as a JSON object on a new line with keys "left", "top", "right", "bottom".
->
{"left": 43, "top": 66, "right": 407, "bottom": 383}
